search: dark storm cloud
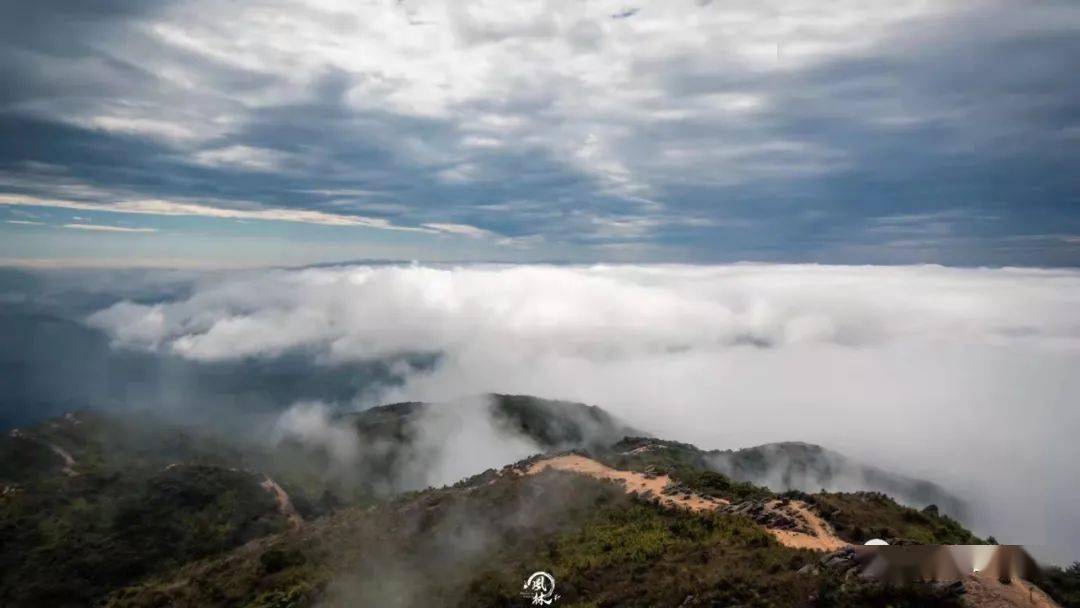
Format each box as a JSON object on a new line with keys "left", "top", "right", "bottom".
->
{"left": 630, "top": 2, "right": 1080, "bottom": 263}
{"left": 0, "top": 0, "right": 1076, "bottom": 263}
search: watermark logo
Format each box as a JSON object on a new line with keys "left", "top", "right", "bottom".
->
{"left": 521, "top": 571, "right": 560, "bottom": 605}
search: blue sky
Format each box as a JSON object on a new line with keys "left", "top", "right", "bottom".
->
{"left": 1, "top": 0, "right": 1078, "bottom": 267}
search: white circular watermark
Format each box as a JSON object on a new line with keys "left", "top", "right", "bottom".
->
{"left": 521, "top": 571, "right": 560, "bottom": 605}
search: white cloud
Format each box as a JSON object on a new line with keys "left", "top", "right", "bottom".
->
{"left": 407, "top": 396, "right": 541, "bottom": 488}
{"left": 274, "top": 401, "right": 360, "bottom": 466}
{"left": 63, "top": 223, "right": 159, "bottom": 233}
{"left": 434, "top": 163, "right": 482, "bottom": 184}
{"left": 87, "top": 263, "right": 1080, "bottom": 362}
{"left": 84, "top": 115, "right": 202, "bottom": 142}
{"left": 85, "top": 262, "right": 1080, "bottom": 560}
{"left": 272, "top": 395, "right": 540, "bottom": 492}
{"left": 192, "top": 145, "right": 296, "bottom": 173}
{"left": 422, "top": 222, "right": 495, "bottom": 238}
{"left": 0, "top": 193, "right": 425, "bottom": 230}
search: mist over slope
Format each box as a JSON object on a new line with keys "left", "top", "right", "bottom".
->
{"left": 271, "top": 394, "right": 640, "bottom": 494}
{"left": 707, "top": 442, "right": 969, "bottom": 519}
{"left": 2, "top": 399, "right": 1024, "bottom": 607}
{"left": 2, "top": 262, "right": 1079, "bottom": 561}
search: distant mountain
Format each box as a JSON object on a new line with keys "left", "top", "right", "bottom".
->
{"left": 100, "top": 431, "right": 998, "bottom": 608}
{"left": 345, "top": 398, "right": 965, "bottom": 518}
{"left": 344, "top": 394, "right": 641, "bottom": 450}
{"left": 707, "top": 441, "right": 969, "bottom": 520}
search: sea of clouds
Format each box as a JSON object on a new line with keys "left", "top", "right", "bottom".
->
{"left": 87, "top": 263, "right": 1080, "bottom": 561}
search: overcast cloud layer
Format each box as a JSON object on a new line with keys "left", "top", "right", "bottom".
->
{"left": 1, "top": 0, "right": 1078, "bottom": 265}
{"left": 85, "top": 262, "right": 1080, "bottom": 560}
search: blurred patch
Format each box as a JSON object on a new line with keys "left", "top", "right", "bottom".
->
{"left": 850, "top": 545, "right": 1038, "bottom": 583}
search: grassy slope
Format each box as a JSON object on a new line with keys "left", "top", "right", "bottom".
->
{"left": 0, "top": 413, "right": 301, "bottom": 607}
{"left": 595, "top": 438, "right": 984, "bottom": 546}
{"left": 1041, "top": 563, "right": 1080, "bottom": 608}
{"left": 105, "top": 468, "right": 974, "bottom": 608}
{"left": 806, "top": 491, "right": 982, "bottom": 545}
{"left": 106, "top": 470, "right": 819, "bottom": 607}
{"left": 1, "top": 404, "right": 1006, "bottom": 608}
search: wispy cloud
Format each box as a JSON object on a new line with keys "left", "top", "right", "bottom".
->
{"left": 422, "top": 222, "right": 496, "bottom": 239}
{"left": 0, "top": 194, "right": 434, "bottom": 231}
{"left": 63, "top": 223, "right": 159, "bottom": 233}
{"left": 191, "top": 145, "right": 297, "bottom": 173}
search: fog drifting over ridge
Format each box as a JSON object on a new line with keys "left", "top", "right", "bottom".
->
{"left": 87, "top": 263, "right": 1080, "bottom": 561}
{"left": 272, "top": 397, "right": 542, "bottom": 494}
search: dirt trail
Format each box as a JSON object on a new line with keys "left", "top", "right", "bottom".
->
{"left": 963, "top": 573, "right": 1061, "bottom": 608}
{"left": 260, "top": 476, "right": 304, "bottom": 530}
{"left": 763, "top": 500, "right": 847, "bottom": 552}
{"left": 47, "top": 443, "right": 78, "bottom": 477}
{"left": 526, "top": 454, "right": 727, "bottom": 512}
{"left": 524, "top": 454, "right": 848, "bottom": 551}
{"left": 9, "top": 429, "right": 77, "bottom": 476}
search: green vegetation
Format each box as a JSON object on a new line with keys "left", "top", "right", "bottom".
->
{"left": 599, "top": 438, "right": 983, "bottom": 548}
{"left": 0, "top": 412, "right": 317, "bottom": 606}
{"left": 465, "top": 497, "right": 818, "bottom": 607}
{"left": 641, "top": 438, "right": 968, "bottom": 521}
{"left": 0, "top": 460, "right": 288, "bottom": 606}
{"left": 1041, "top": 562, "right": 1080, "bottom": 607}
{"left": 102, "top": 468, "right": 992, "bottom": 608}
{"left": 599, "top": 437, "right": 774, "bottom": 502}
{"left": 805, "top": 491, "right": 984, "bottom": 545}
{"left": 813, "top": 569, "right": 964, "bottom": 608}
{"left": 106, "top": 470, "right": 825, "bottom": 607}
{"left": 0, "top": 401, "right": 1023, "bottom": 608}
{"left": 488, "top": 394, "right": 640, "bottom": 450}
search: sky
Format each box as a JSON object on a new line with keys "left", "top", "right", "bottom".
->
{"left": 1, "top": 0, "right": 1078, "bottom": 267}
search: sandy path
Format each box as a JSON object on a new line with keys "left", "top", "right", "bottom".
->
{"left": 525, "top": 454, "right": 848, "bottom": 552}
{"left": 963, "top": 573, "right": 1061, "bottom": 608}
{"left": 47, "top": 443, "right": 78, "bottom": 477}
{"left": 763, "top": 500, "right": 847, "bottom": 552}
{"left": 9, "top": 429, "right": 77, "bottom": 476}
{"left": 260, "top": 476, "right": 304, "bottom": 530}
{"left": 526, "top": 454, "right": 728, "bottom": 512}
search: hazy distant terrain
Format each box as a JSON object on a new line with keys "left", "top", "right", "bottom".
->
{"left": 3, "top": 263, "right": 1078, "bottom": 563}
{"left": 708, "top": 442, "right": 969, "bottom": 520}
{"left": 1, "top": 264, "right": 1078, "bottom": 607}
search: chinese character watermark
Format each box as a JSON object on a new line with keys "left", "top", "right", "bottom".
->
{"left": 521, "top": 571, "right": 560, "bottom": 605}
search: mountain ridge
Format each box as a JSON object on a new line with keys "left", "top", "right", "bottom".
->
{"left": 1, "top": 396, "right": 1075, "bottom": 607}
